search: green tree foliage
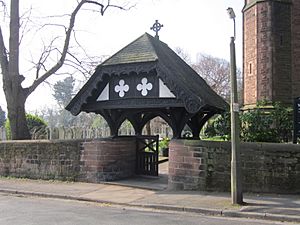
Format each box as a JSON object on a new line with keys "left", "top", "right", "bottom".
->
{"left": 0, "top": 106, "right": 5, "bottom": 127}
{"left": 52, "top": 76, "right": 77, "bottom": 126}
{"left": 204, "top": 113, "right": 230, "bottom": 140}
{"left": 204, "top": 102, "right": 293, "bottom": 143}
{"left": 5, "top": 114, "right": 47, "bottom": 139}
{"left": 241, "top": 102, "right": 293, "bottom": 142}
{"left": 53, "top": 76, "right": 75, "bottom": 108}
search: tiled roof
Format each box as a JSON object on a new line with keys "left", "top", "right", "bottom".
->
{"left": 102, "top": 34, "right": 158, "bottom": 66}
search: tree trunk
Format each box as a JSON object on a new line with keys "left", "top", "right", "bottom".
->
{"left": 4, "top": 0, "right": 30, "bottom": 139}
{"left": 145, "top": 121, "right": 151, "bottom": 135}
{"left": 6, "top": 90, "right": 30, "bottom": 140}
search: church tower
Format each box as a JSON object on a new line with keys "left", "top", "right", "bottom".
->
{"left": 243, "top": 0, "right": 300, "bottom": 107}
{"left": 291, "top": 0, "right": 300, "bottom": 99}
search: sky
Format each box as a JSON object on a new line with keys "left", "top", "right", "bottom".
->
{"left": 0, "top": 0, "right": 244, "bottom": 113}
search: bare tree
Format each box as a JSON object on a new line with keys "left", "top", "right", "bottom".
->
{"left": 0, "top": 0, "right": 127, "bottom": 139}
{"left": 174, "top": 47, "right": 191, "bottom": 64}
{"left": 192, "top": 53, "right": 243, "bottom": 103}
{"left": 0, "top": 105, "right": 5, "bottom": 126}
{"left": 191, "top": 54, "right": 231, "bottom": 101}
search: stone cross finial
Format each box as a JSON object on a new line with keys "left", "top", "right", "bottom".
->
{"left": 150, "top": 20, "right": 163, "bottom": 39}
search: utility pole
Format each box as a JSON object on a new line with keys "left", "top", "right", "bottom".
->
{"left": 227, "top": 7, "right": 243, "bottom": 205}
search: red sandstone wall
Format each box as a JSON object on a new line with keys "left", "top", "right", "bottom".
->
{"left": 168, "top": 140, "right": 206, "bottom": 190}
{"left": 292, "top": 0, "right": 300, "bottom": 99}
{"left": 168, "top": 139, "right": 300, "bottom": 193}
{"left": 79, "top": 137, "right": 136, "bottom": 182}
{"left": 256, "top": 2, "right": 273, "bottom": 102}
{"left": 0, "top": 140, "right": 82, "bottom": 181}
{"left": 0, "top": 138, "right": 137, "bottom": 183}
{"left": 271, "top": 2, "right": 292, "bottom": 104}
{"left": 244, "top": 3, "right": 258, "bottom": 106}
{"left": 243, "top": 0, "right": 293, "bottom": 106}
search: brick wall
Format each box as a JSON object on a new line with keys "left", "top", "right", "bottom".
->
{"left": 168, "top": 139, "right": 300, "bottom": 194}
{"left": 2, "top": 138, "right": 299, "bottom": 194}
{"left": 271, "top": 2, "right": 292, "bottom": 104}
{"left": 0, "top": 140, "right": 82, "bottom": 181}
{"left": 243, "top": 0, "right": 294, "bottom": 106}
{"left": 168, "top": 140, "right": 206, "bottom": 190}
{"left": 79, "top": 137, "right": 136, "bottom": 182}
{"left": 292, "top": 0, "right": 300, "bottom": 99}
{"left": 256, "top": 1, "right": 273, "bottom": 103}
{"left": 243, "top": 3, "right": 258, "bottom": 105}
{"left": 0, "top": 137, "right": 136, "bottom": 182}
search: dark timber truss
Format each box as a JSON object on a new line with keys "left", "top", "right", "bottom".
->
{"left": 88, "top": 107, "right": 218, "bottom": 139}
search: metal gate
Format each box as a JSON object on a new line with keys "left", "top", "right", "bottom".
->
{"left": 136, "top": 135, "right": 159, "bottom": 176}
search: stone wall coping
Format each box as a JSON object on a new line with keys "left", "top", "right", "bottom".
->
{"left": 170, "top": 139, "right": 300, "bottom": 152}
{"left": 169, "top": 138, "right": 300, "bottom": 193}
{"left": 89, "top": 136, "right": 137, "bottom": 141}
{"left": 0, "top": 139, "right": 89, "bottom": 144}
{"left": 0, "top": 136, "right": 138, "bottom": 145}
{"left": 0, "top": 136, "right": 138, "bottom": 183}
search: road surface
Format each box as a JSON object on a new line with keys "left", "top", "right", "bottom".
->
{"left": 0, "top": 193, "right": 291, "bottom": 225}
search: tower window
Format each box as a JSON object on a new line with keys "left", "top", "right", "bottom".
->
{"left": 249, "top": 63, "right": 252, "bottom": 74}
{"left": 280, "top": 35, "right": 283, "bottom": 46}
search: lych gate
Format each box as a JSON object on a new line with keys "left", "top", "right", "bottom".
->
{"left": 136, "top": 135, "right": 159, "bottom": 176}
{"left": 66, "top": 32, "right": 228, "bottom": 178}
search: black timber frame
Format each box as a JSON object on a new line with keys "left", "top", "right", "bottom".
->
{"left": 66, "top": 33, "right": 228, "bottom": 139}
{"left": 136, "top": 135, "right": 159, "bottom": 176}
{"left": 85, "top": 107, "right": 219, "bottom": 139}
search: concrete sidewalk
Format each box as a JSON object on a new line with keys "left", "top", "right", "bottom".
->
{"left": 0, "top": 177, "right": 299, "bottom": 223}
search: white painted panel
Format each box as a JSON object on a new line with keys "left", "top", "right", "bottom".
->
{"left": 159, "top": 79, "right": 175, "bottom": 98}
{"left": 97, "top": 84, "right": 109, "bottom": 101}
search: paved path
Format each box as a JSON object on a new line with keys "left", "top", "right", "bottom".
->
{"left": 0, "top": 177, "right": 299, "bottom": 223}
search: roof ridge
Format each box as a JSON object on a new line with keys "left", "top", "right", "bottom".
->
{"left": 144, "top": 32, "right": 170, "bottom": 55}
{"left": 101, "top": 33, "right": 158, "bottom": 66}
{"left": 143, "top": 32, "right": 160, "bottom": 58}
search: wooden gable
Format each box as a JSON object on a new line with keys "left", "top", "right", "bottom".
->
{"left": 66, "top": 33, "right": 228, "bottom": 139}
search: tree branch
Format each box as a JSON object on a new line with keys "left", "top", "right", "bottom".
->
{"left": 19, "top": 6, "right": 33, "bottom": 45}
{"left": 8, "top": 0, "right": 20, "bottom": 79}
{"left": 0, "top": 25, "right": 9, "bottom": 78}
{"left": 0, "top": 0, "right": 8, "bottom": 20}
{"left": 35, "top": 36, "right": 61, "bottom": 79}
{"left": 27, "top": 0, "right": 126, "bottom": 96}
{"left": 27, "top": 0, "right": 86, "bottom": 95}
